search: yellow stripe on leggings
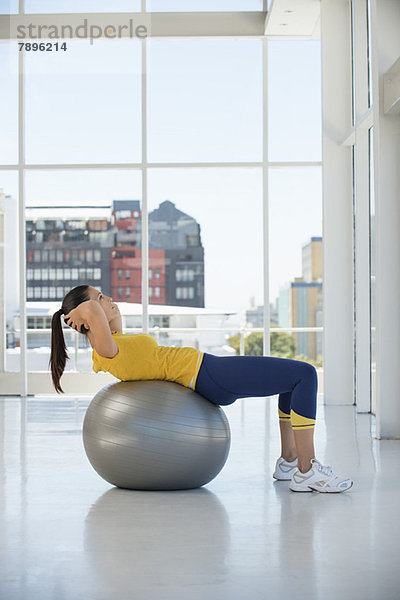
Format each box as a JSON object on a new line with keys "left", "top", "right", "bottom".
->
{"left": 278, "top": 408, "right": 291, "bottom": 421}
{"left": 290, "top": 409, "right": 316, "bottom": 430}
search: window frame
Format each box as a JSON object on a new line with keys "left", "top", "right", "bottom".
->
{"left": 0, "top": 3, "right": 330, "bottom": 396}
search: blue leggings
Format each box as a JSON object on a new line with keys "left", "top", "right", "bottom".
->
{"left": 195, "top": 353, "right": 318, "bottom": 430}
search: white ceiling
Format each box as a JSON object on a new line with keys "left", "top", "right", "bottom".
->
{"left": 265, "top": 0, "right": 321, "bottom": 38}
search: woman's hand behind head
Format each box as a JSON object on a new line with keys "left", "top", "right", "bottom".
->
{"left": 64, "top": 301, "right": 93, "bottom": 333}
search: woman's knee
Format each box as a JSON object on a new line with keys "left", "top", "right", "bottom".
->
{"left": 299, "top": 361, "right": 318, "bottom": 384}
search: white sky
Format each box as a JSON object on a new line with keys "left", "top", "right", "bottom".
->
{"left": 0, "top": 35, "right": 322, "bottom": 314}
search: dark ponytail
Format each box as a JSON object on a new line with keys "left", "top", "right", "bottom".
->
{"left": 49, "top": 284, "right": 91, "bottom": 394}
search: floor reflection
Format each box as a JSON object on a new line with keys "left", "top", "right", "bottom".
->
{"left": 84, "top": 487, "right": 231, "bottom": 591}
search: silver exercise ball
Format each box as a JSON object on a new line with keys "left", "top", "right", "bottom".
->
{"left": 82, "top": 380, "right": 231, "bottom": 491}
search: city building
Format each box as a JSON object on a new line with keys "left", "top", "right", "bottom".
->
{"left": 23, "top": 199, "right": 205, "bottom": 308}
{"left": 278, "top": 237, "right": 323, "bottom": 360}
{"left": 26, "top": 207, "right": 113, "bottom": 301}
{"left": 149, "top": 200, "right": 205, "bottom": 308}
{"left": 245, "top": 300, "right": 279, "bottom": 329}
{"left": 111, "top": 199, "right": 151, "bottom": 303}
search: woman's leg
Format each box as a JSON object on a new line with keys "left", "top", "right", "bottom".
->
{"left": 279, "top": 420, "right": 297, "bottom": 462}
{"left": 292, "top": 430, "right": 315, "bottom": 473}
{"left": 195, "top": 354, "right": 318, "bottom": 473}
{"left": 278, "top": 420, "right": 315, "bottom": 473}
{"left": 277, "top": 390, "right": 316, "bottom": 473}
{"left": 277, "top": 393, "right": 297, "bottom": 462}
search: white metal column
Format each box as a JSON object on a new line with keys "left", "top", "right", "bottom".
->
{"left": 320, "top": 0, "right": 354, "bottom": 405}
{"left": 18, "top": 44, "right": 27, "bottom": 398}
{"left": 353, "top": 0, "right": 373, "bottom": 414}
{"left": 141, "top": 31, "right": 149, "bottom": 335}
{"left": 372, "top": 0, "right": 400, "bottom": 439}
{"left": 262, "top": 37, "right": 270, "bottom": 357}
{"left": 353, "top": 125, "right": 372, "bottom": 414}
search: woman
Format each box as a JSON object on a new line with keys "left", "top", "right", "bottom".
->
{"left": 50, "top": 284, "right": 353, "bottom": 494}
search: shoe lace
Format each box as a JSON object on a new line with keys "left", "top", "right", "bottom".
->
{"left": 311, "top": 459, "right": 333, "bottom": 478}
{"left": 311, "top": 458, "right": 347, "bottom": 485}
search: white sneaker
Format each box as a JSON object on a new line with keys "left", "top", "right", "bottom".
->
{"left": 289, "top": 458, "right": 353, "bottom": 493}
{"left": 273, "top": 456, "right": 298, "bottom": 480}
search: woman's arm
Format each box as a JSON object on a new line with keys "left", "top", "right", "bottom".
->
{"left": 63, "top": 300, "right": 92, "bottom": 333}
{"left": 65, "top": 300, "right": 123, "bottom": 334}
{"left": 108, "top": 304, "right": 123, "bottom": 333}
{"left": 65, "top": 301, "right": 118, "bottom": 358}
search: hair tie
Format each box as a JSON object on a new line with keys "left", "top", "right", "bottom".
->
{"left": 58, "top": 308, "right": 64, "bottom": 316}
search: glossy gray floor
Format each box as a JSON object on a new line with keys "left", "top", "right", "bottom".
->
{"left": 1, "top": 394, "right": 399, "bottom": 600}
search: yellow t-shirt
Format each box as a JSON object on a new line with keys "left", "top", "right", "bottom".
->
{"left": 92, "top": 332, "right": 204, "bottom": 390}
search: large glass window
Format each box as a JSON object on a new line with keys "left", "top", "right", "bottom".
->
{"left": 1, "top": 17, "right": 324, "bottom": 388}
{"left": 148, "top": 167, "right": 263, "bottom": 311}
{"left": 0, "top": 0, "right": 18, "bottom": 13}
{"left": 25, "top": 40, "right": 142, "bottom": 164}
{"left": 268, "top": 40, "right": 322, "bottom": 162}
{"left": 24, "top": 1, "right": 141, "bottom": 13}
{"left": 269, "top": 167, "right": 323, "bottom": 365}
{"left": 0, "top": 42, "right": 18, "bottom": 164}
{"left": 24, "top": 168, "right": 141, "bottom": 372}
{"left": 147, "top": 39, "right": 263, "bottom": 163}
{"left": 147, "top": 0, "right": 263, "bottom": 11}
{"left": 147, "top": 166, "right": 263, "bottom": 355}
{"left": 13, "top": 0, "right": 259, "bottom": 11}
